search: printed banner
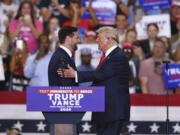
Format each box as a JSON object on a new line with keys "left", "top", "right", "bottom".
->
{"left": 162, "top": 64, "right": 180, "bottom": 89}
{"left": 136, "top": 14, "right": 171, "bottom": 40}
{"left": 26, "top": 86, "right": 105, "bottom": 112}
{"left": 139, "top": 0, "right": 172, "bottom": 10}
{"left": 81, "top": 0, "right": 117, "bottom": 25}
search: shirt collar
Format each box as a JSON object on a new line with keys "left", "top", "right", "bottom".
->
{"left": 60, "top": 46, "right": 72, "bottom": 57}
{"left": 105, "top": 45, "right": 118, "bottom": 57}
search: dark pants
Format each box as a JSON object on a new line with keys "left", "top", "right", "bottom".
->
{"left": 96, "top": 121, "right": 124, "bottom": 135}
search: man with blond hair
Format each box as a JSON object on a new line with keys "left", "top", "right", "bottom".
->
{"left": 57, "top": 27, "right": 130, "bottom": 135}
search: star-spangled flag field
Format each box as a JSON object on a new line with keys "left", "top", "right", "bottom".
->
{"left": 1, "top": 92, "right": 180, "bottom": 134}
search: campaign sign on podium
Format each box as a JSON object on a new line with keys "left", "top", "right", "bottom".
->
{"left": 26, "top": 86, "right": 105, "bottom": 112}
{"left": 162, "top": 64, "right": 180, "bottom": 89}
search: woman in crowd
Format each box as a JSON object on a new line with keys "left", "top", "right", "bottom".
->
{"left": 46, "top": 16, "right": 60, "bottom": 52}
{"left": 140, "top": 23, "right": 159, "bottom": 58}
{"left": 9, "top": 39, "right": 30, "bottom": 91}
{"left": 8, "top": 1, "right": 43, "bottom": 53}
{"left": 160, "top": 36, "right": 174, "bottom": 60}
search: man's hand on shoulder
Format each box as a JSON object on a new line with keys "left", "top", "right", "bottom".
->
{"left": 57, "top": 64, "right": 76, "bottom": 78}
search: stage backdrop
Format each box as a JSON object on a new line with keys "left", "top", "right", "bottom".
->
{"left": 1, "top": 92, "right": 180, "bottom": 134}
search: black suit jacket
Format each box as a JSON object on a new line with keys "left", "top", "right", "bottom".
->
{"left": 140, "top": 39, "right": 152, "bottom": 58}
{"left": 77, "top": 47, "right": 130, "bottom": 123}
{"left": 48, "top": 47, "right": 77, "bottom": 86}
{"left": 45, "top": 47, "right": 83, "bottom": 123}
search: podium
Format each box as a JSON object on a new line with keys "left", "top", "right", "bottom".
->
{"left": 43, "top": 112, "right": 84, "bottom": 135}
{"left": 26, "top": 86, "right": 105, "bottom": 135}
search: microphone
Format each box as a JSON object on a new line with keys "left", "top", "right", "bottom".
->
{"left": 59, "top": 56, "right": 65, "bottom": 78}
{"left": 163, "top": 60, "right": 170, "bottom": 71}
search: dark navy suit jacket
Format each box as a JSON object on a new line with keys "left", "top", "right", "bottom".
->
{"left": 77, "top": 47, "right": 130, "bottom": 123}
{"left": 48, "top": 47, "right": 77, "bottom": 86}
{"left": 45, "top": 47, "right": 83, "bottom": 123}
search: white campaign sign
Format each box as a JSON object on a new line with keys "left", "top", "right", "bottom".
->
{"left": 75, "top": 44, "right": 103, "bottom": 68}
{"left": 0, "top": 55, "right": 5, "bottom": 81}
{"left": 136, "top": 14, "right": 171, "bottom": 40}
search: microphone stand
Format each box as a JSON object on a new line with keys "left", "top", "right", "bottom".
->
{"left": 163, "top": 61, "right": 170, "bottom": 135}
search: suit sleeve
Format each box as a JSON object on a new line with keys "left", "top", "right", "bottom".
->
{"left": 77, "top": 55, "right": 129, "bottom": 83}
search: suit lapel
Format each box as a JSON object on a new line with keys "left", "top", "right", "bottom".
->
{"left": 98, "top": 47, "right": 120, "bottom": 69}
{"left": 58, "top": 48, "right": 76, "bottom": 70}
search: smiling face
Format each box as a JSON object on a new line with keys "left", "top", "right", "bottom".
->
{"left": 21, "top": 3, "right": 32, "bottom": 16}
{"left": 116, "top": 14, "right": 128, "bottom": 30}
{"left": 49, "top": 17, "right": 60, "bottom": 33}
{"left": 126, "top": 31, "right": 137, "bottom": 44}
{"left": 69, "top": 32, "right": 81, "bottom": 51}
{"left": 96, "top": 32, "right": 108, "bottom": 52}
{"left": 153, "top": 40, "right": 166, "bottom": 58}
{"left": 147, "top": 25, "right": 159, "bottom": 39}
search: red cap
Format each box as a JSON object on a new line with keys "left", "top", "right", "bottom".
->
{"left": 122, "top": 42, "right": 133, "bottom": 50}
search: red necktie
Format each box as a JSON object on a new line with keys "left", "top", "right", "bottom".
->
{"left": 97, "top": 54, "right": 105, "bottom": 69}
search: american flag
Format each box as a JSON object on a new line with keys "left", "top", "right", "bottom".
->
{"left": 0, "top": 92, "right": 180, "bottom": 134}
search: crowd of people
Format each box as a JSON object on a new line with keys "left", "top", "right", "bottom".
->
{"left": 0, "top": 0, "right": 180, "bottom": 95}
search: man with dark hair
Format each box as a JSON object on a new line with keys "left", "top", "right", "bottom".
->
{"left": 24, "top": 34, "right": 52, "bottom": 86}
{"left": 115, "top": 13, "right": 128, "bottom": 48}
{"left": 58, "top": 26, "right": 78, "bottom": 44}
{"left": 47, "top": 25, "right": 83, "bottom": 135}
{"left": 48, "top": 25, "right": 80, "bottom": 86}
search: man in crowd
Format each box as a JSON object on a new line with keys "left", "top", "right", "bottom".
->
{"left": 115, "top": 13, "right": 129, "bottom": 48}
{"left": 77, "top": 47, "right": 95, "bottom": 86}
{"left": 24, "top": 34, "right": 52, "bottom": 86}
{"left": 139, "top": 39, "right": 172, "bottom": 94}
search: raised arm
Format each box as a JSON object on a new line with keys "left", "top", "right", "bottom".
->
{"left": 88, "top": 0, "right": 98, "bottom": 28}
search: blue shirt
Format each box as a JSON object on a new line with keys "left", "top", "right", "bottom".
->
{"left": 77, "top": 64, "right": 95, "bottom": 86}
{"left": 24, "top": 52, "right": 52, "bottom": 86}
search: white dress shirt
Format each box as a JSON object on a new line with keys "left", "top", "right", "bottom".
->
{"left": 60, "top": 46, "right": 72, "bottom": 58}
{"left": 105, "top": 45, "right": 118, "bottom": 57}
